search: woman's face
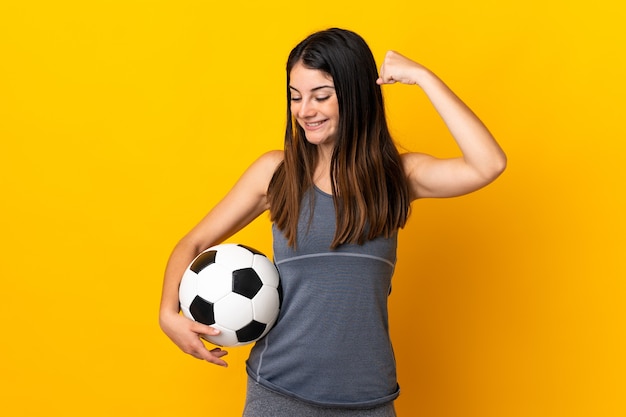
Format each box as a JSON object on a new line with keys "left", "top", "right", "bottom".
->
{"left": 289, "top": 62, "right": 339, "bottom": 151}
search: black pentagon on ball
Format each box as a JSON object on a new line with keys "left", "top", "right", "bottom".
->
{"left": 237, "top": 244, "right": 263, "bottom": 256}
{"left": 189, "top": 296, "right": 215, "bottom": 325}
{"left": 232, "top": 268, "right": 263, "bottom": 299}
{"left": 189, "top": 250, "right": 217, "bottom": 274}
{"left": 236, "top": 320, "right": 267, "bottom": 343}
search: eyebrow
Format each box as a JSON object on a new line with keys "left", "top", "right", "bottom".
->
{"left": 289, "top": 85, "right": 335, "bottom": 93}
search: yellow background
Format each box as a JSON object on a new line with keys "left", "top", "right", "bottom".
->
{"left": 1, "top": 1, "right": 624, "bottom": 416}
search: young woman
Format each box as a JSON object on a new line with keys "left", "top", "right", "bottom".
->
{"left": 160, "top": 28, "right": 506, "bottom": 416}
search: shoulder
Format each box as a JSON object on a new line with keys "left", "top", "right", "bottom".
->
{"left": 240, "top": 150, "right": 284, "bottom": 191}
{"left": 246, "top": 150, "right": 284, "bottom": 172}
{"left": 217, "top": 151, "right": 284, "bottom": 212}
{"left": 257, "top": 150, "right": 284, "bottom": 166}
{"left": 251, "top": 150, "right": 284, "bottom": 178}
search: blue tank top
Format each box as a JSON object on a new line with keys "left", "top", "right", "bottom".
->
{"left": 246, "top": 187, "right": 400, "bottom": 408}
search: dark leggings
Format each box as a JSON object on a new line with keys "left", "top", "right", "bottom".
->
{"left": 243, "top": 377, "right": 397, "bottom": 417}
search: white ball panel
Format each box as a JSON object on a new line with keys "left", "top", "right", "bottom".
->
{"left": 252, "top": 286, "right": 280, "bottom": 323}
{"left": 178, "top": 269, "right": 198, "bottom": 309}
{"left": 180, "top": 305, "right": 192, "bottom": 320}
{"left": 251, "top": 255, "right": 280, "bottom": 288}
{"left": 196, "top": 263, "right": 233, "bottom": 303}
{"left": 214, "top": 293, "right": 254, "bottom": 330}
{"left": 214, "top": 244, "right": 254, "bottom": 269}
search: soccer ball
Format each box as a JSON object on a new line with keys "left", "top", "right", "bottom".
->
{"left": 179, "top": 243, "right": 281, "bottom": 347}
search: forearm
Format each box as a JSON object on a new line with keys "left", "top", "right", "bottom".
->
{"left": 158, "top": 237, "right": 229, "bottom": 366}
{"left": 159, "top": 239, "right": 201, "bottom": 319}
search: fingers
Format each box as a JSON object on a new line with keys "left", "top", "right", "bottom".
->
{"left": 210, "top": 347, "right": 229, "bottom": 358}
{"left": 377, "top": 50, "right": 396, "bottom": 85}
{"left": 161, "top": 313, "right": 230, "bottom": 367}
{"left": 187, "top": 343, "right": 229, "bottom": 367}
{"left": 190, "top": 321, "right": 220, "bottom": 337}
{"left": 190, "top": 324, "right": 230, "bottom": 367}
{"left": 376, "top": 69, "right": 394, "bottom": 85}
{"left": 208, "top": 347, "right": 229, "bottom": 366}
{"left": 377, "top": 57, "right": 394, "bottom": 85}
{"left": 184, "top": 333, "right": 229, "bottom": 367}
{"left": 376, "top": 75, "right": 395, "bottom": 85}
{"left": 377, "top": 50, "right": 421, "bottom": 86}
{"left": 204, "top": 347, "right": 230, "bottom": 367}
{"left": 175, "top": 320, "right": 229, "bottom": 367}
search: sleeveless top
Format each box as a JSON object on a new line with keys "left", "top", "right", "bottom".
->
{"left": 246, "top": 187, "right": 400, "bottom": 408}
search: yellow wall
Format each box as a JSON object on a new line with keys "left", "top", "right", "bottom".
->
{"left": 1, "top": 1, "right": 624, "bottom": 416}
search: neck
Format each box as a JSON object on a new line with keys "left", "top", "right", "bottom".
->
{"left": 314, "top": 149, "right": 333, "bottom": 194}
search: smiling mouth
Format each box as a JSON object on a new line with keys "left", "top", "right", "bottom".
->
{"left": 305, "top": 120, "right": 326, "bottom": 127}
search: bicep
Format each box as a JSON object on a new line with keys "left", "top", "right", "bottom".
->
{"left": 402, "top": 152, "right": 497, "bottom": 199}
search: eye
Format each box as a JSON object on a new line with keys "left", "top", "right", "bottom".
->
{"left": 315, "top": 96, "right": 330, "bottom": 102}
{"left": 290, "top": 96, "right": 302, "bottom": 102}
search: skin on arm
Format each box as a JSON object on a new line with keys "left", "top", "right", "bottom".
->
{"left": 159, "top": 150, "right": 284, "bottom": 367}
{"left": 377, "top": 51, "right": 507, "bottom": 200}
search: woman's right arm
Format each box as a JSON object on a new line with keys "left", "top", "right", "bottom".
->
{"left": 159, "top": 150, "right": 283, "bottom": 367}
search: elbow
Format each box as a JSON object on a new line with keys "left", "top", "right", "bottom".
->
{"left": 477, "top": 150, "right": 507, "bottom": 186}
{"left": 171, "top": 235, "right": 206, "bottom": 262}
{"left": 493, "top": 151, "right": 507, "bottom": 178}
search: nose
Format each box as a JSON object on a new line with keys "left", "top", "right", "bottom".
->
{"left": 296, "top": 99, "right": 316, "bottom": 118}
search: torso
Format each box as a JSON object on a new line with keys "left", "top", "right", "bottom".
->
{"left": 246, "top": 186, "right": 400, "bottom": 408}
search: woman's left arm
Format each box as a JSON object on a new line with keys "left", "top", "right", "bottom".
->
{"left": 378, "top": 51, "right": 507, "bottom": 200}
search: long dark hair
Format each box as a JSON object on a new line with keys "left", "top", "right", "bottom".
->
{"left": 268, "top": 28, "right": 410, "bottom": 248}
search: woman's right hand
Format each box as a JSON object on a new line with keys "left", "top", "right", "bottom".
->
{"left": 159, "top": 310, "right": 229, "bottom": 367}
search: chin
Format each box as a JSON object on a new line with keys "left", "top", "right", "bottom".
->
{"left": 305, "top": 134, "right": 335, "bottom": 147}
